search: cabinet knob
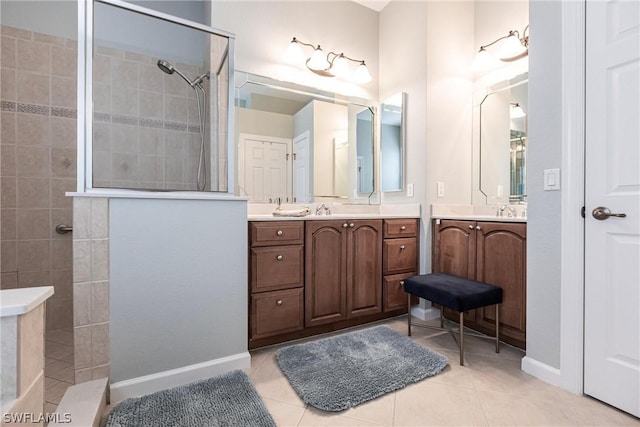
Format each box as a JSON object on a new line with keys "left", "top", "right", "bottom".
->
{"left": 276, "top": 230, "right": 283, "bottom": 236}
{"left": 475, "top": 225, "right": 481, "bottom": 230}
{"left": 349, "top": 223, "right": 355, "bottom": 228}
{"left": 400, "top": 280, "right": 405, "bottom": 286}
{"left": 400, "top": 225, "right": 406, "bottom": 230}
{"left": 468, "top": 224, "right": 474, "bottom": 229}
{"left": 342, "top": 223, "right": 349, "bottom": 228}
{"left": 276, "top": 255, "right": 283, "bottom": 261}
{"left": 400, "top": 245, "right": 406, "bottom": 250}
{"left": 276, "top": 300, "right": 283, "bottom": 306}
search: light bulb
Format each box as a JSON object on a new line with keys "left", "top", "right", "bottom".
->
{"left": 331, "top": 55, "right": 349, "bottom": 78}
{"left": 472, "top": 47, "right": 498, "bottom": 72}
{"left": 354, "top": 62, "right": 372, "bottom": 84}
{"left": 285, "top": 39, "right": 304, "bottom": 63}
{"left": 510, "top": 103, "right": 526, "bottom": 119}
{"left": 499, "top": 32, "right": 527, "bottom": 61}
{"left": 307, "top": 46, "right": 330, "bottom": 71}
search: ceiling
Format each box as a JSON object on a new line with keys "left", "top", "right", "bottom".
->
{"left": 351, "top": 0, "right": 392, "bottom": 12}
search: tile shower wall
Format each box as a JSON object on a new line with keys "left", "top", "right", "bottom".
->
{"left": 72, "top": 197, "right": 110, "bottom": 384}
{"left": 92, "top": 45, "right": 209, "bottom": 190}
{"left": 0, "top": 25, "right": 77, "bottom": 331}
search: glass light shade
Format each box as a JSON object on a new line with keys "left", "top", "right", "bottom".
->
{"left": 510, "top": 103, "right": 526, "bottom": 119}
{"left": 331, "top": 55, "right": 349, "bottom": 78}
{"left": 499, "top": 34, "right": 527, "bottom": 61}
{"left": 354, "top": 62, "right": 372, "bottom": 84}
{"left": 285, "top": 40, "right": 304, "bottom": 63}
{"left": 307, "top": 46, "right": 330, "bottom": 71}
{"left": 472, "top": 47, "right": 498, "bottom": 72}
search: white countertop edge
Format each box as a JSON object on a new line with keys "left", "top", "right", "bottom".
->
{"left": 248, "top": 213, "right": 420, "bottom": 221}
{"left": 1, "top": 286, "right": 55, "bottom": 317}
{"left": 67, "top": 190, "right": 248, "bottom": 202}
{"left": 431, "top": 214, "right": 527, "bottom": 223}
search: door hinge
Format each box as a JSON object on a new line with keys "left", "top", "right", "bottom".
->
{"left": 581, "top": 206, "right": 585, "bottom": 218}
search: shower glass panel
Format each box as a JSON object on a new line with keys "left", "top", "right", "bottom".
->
{"left": 91, "top": 1, "right": 231, "bottom": 191}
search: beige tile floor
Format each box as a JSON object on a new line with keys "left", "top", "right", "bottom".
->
{"left": 249, "top": 318, "right": 640, "bottom": 426}
{"left": 43, "top": 328, "right": 75, "bottom": 413}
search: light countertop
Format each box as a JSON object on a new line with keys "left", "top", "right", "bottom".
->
{"left": 0, "top": 286, "right": 54, "bottom": 317}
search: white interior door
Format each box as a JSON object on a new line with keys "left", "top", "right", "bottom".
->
{"left": 243, "top": 137, "right": 290, "bottom": 203}
{"left": 584, "top": 0, "right": 640, "bottom": 417}
{"left": 293, "top": 132, "right": 311, "bottom": 203}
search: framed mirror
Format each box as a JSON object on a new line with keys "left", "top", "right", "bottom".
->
{"left": 234, "top": 72, "right": 377, "bottom": 204}
{"left": 474, "top": 73, "right": 528, "bottom": 204}
{"left": 380, "top": 92, "right": 405, "bottom": 192}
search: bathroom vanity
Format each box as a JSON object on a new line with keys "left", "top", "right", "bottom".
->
{"left": 431, "top": 215, "right": 527, "bottom": 349}
{"left": 248, "top": 215, "right": 419, "bottom": 349}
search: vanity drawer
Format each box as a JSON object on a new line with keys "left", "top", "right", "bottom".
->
{"left": 250, "top": 221, "right": 304, "bottom": 246}
{"left": 383, "top": 238, "right": 417, "bottom": 274}
{"left": 250, "top": 245, "right": 304, "bottom": 293}
{"left": 383, "top": 272, "right": 418, "bottom": 312}
{"left": 384, "top": 219, "right": 418, "bottom": 238}
{"left": 251, "top": 288, "right": 304, "bottom": 340}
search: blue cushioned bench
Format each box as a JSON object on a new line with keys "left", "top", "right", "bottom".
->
{"left": 403, "top": 273, "right": 503, "bottom": 365}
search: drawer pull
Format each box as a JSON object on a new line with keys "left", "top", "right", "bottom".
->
{"left": 276, "top": 230, "right": 283, "bottom": 236}
{"left": 400, "top": 225, "right": 406, "bottom": 230}
{"left": 400, "top": 280, "right": 405, "bottom": 286}
{"left": 469, "top": 225, "right": 474, "bottom": 229}
{"left": 276, "top": 255, "right": 283, "bottom": 261}
{"left": 349, "top": 223, "right": 355, "bottom": 228}
{"left": 276, "top": 300, "right": 283, "bottom": 306}
{"left": 400, "top": 245, "right": 406, "bottom": 250}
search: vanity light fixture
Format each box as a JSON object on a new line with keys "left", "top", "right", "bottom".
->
{"left": 473, "top": 25, "right": 529, "bottom": 72}
{"left": 510, "top": 102, "right": 526, "bottom": 119}
{"left": 285, "top": 37, "right": 372, "bottom": 83}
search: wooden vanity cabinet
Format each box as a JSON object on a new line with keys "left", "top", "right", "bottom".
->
{"left": 432, "top": 219, "right": 527, "bottom": 349}
{"left": 305, "top": 220, "right": 382, "bottom": 327}
{"left": 383, "top": 219, "right": 419, "bottom": 312}
{"left": 249, "top": 221, "right": 304, "bottom": 341}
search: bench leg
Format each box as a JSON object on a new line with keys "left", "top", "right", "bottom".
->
{"left": 459, "top": 312, "right": 464, "bottom": 366}
{"left": 440, "top": 305, "right": 444, "bottom": 328}
{"left": 407, "top": 293, "right": 412, "bottom": 336}
{"left": 495, "top": 304, "right": 500, "bottom": 353}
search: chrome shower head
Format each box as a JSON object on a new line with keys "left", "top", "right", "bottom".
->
{"left": 157, "top": 59, "right": 175, "bottom": 75}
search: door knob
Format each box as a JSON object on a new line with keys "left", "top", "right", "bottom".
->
{"left": 592, "top": 206, "right": 627, "bottom": 221}
{"left": 349, "top": 223, "right": 355, "bottom": 228}
{"left": 342, "top": 223, "right": 348, "bottom": 228}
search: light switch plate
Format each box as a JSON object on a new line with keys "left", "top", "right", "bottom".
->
{"left": 407, "top": 183, "right": 414, "bottom": 197}
{"left": 544, "top": 168, "right": 560, "bottom": 191}
{"left": 437, "top": 181, "right": 445, "bottom": 198}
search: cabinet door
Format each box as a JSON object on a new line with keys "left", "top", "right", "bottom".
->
{"left": 475, "top": 222, "right": 527, "bottom": 347}
{"left": 347, "top": 220, "right": 382, "bottom": 318}
{"left": 433, "top": 220, "right": 477, "bottom": 323}
{"left": 383, "top": 238, "right": 418, "bottom": 274}
{"left": 305, "top": 221, "right": 347, "bottom": 327}
{"left": 251, "top": 288, "right": 304, "bottom": 339}
{"left": 432, "top": 220, "right": 477, "bottom": 279}
{"left": 383, "top": 272, "right": 417, "bottom": 312}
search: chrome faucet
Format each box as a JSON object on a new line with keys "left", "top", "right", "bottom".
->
{"left": 275, "top": 197, "right": 282, "bottom": 211}
{"left": 315, "top": 203, "right": 331, "bottom": 215}
{"left": 506, "top": 206, "right": 517, "bottom": 217}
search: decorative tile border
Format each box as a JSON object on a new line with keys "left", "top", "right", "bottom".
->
{"left": 2, "top": 100, "right": 201, "bottom": 133}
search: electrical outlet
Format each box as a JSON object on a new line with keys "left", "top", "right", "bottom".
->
{"left": 437, "top": 181, "right": 445, "bottom": 198}
{"left": 407, "top": 183, "right": 414, "bottom": 198}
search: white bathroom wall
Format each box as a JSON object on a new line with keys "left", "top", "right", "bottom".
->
{"left": 109, "top": 197, "right": 248, "bottom": 390}
{"left": 210, "top": 1, "right": 379, "bottom": 100}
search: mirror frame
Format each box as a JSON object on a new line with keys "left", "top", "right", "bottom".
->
{"left": 380, "top": 92, "right": 406, "bottom": 193}
{"left": 234, "top": 71, "right": 379, "bottom": 204}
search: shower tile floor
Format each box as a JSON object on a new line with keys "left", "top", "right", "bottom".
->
{"left": 44, "top": 328, "right": 75, "bottom": 413}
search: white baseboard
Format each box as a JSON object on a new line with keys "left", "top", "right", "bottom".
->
{"left": 110, "top": 352, "right": 251, "bottom": 403}
{"left": 521, "top": 356, "right": 562, "bottom": 387}
{"left": 411, "top": 305, "right": 440, "bottom": 321}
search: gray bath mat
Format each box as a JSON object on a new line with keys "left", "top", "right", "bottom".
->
{"left": 276, "top": 325, "right": 448, "bottom": 412}
{"left": 103, "top": 370, "right": 275, "bottom": 427}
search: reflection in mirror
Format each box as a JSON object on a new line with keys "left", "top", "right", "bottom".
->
{"left": 235, "top": 72, "right": 377, "bottom": 204}
{"left": 380, "top": 93, "right": 405, "bottom": 192}
{"left": 478, "top": 73, "right": 527, "bottom": 204}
